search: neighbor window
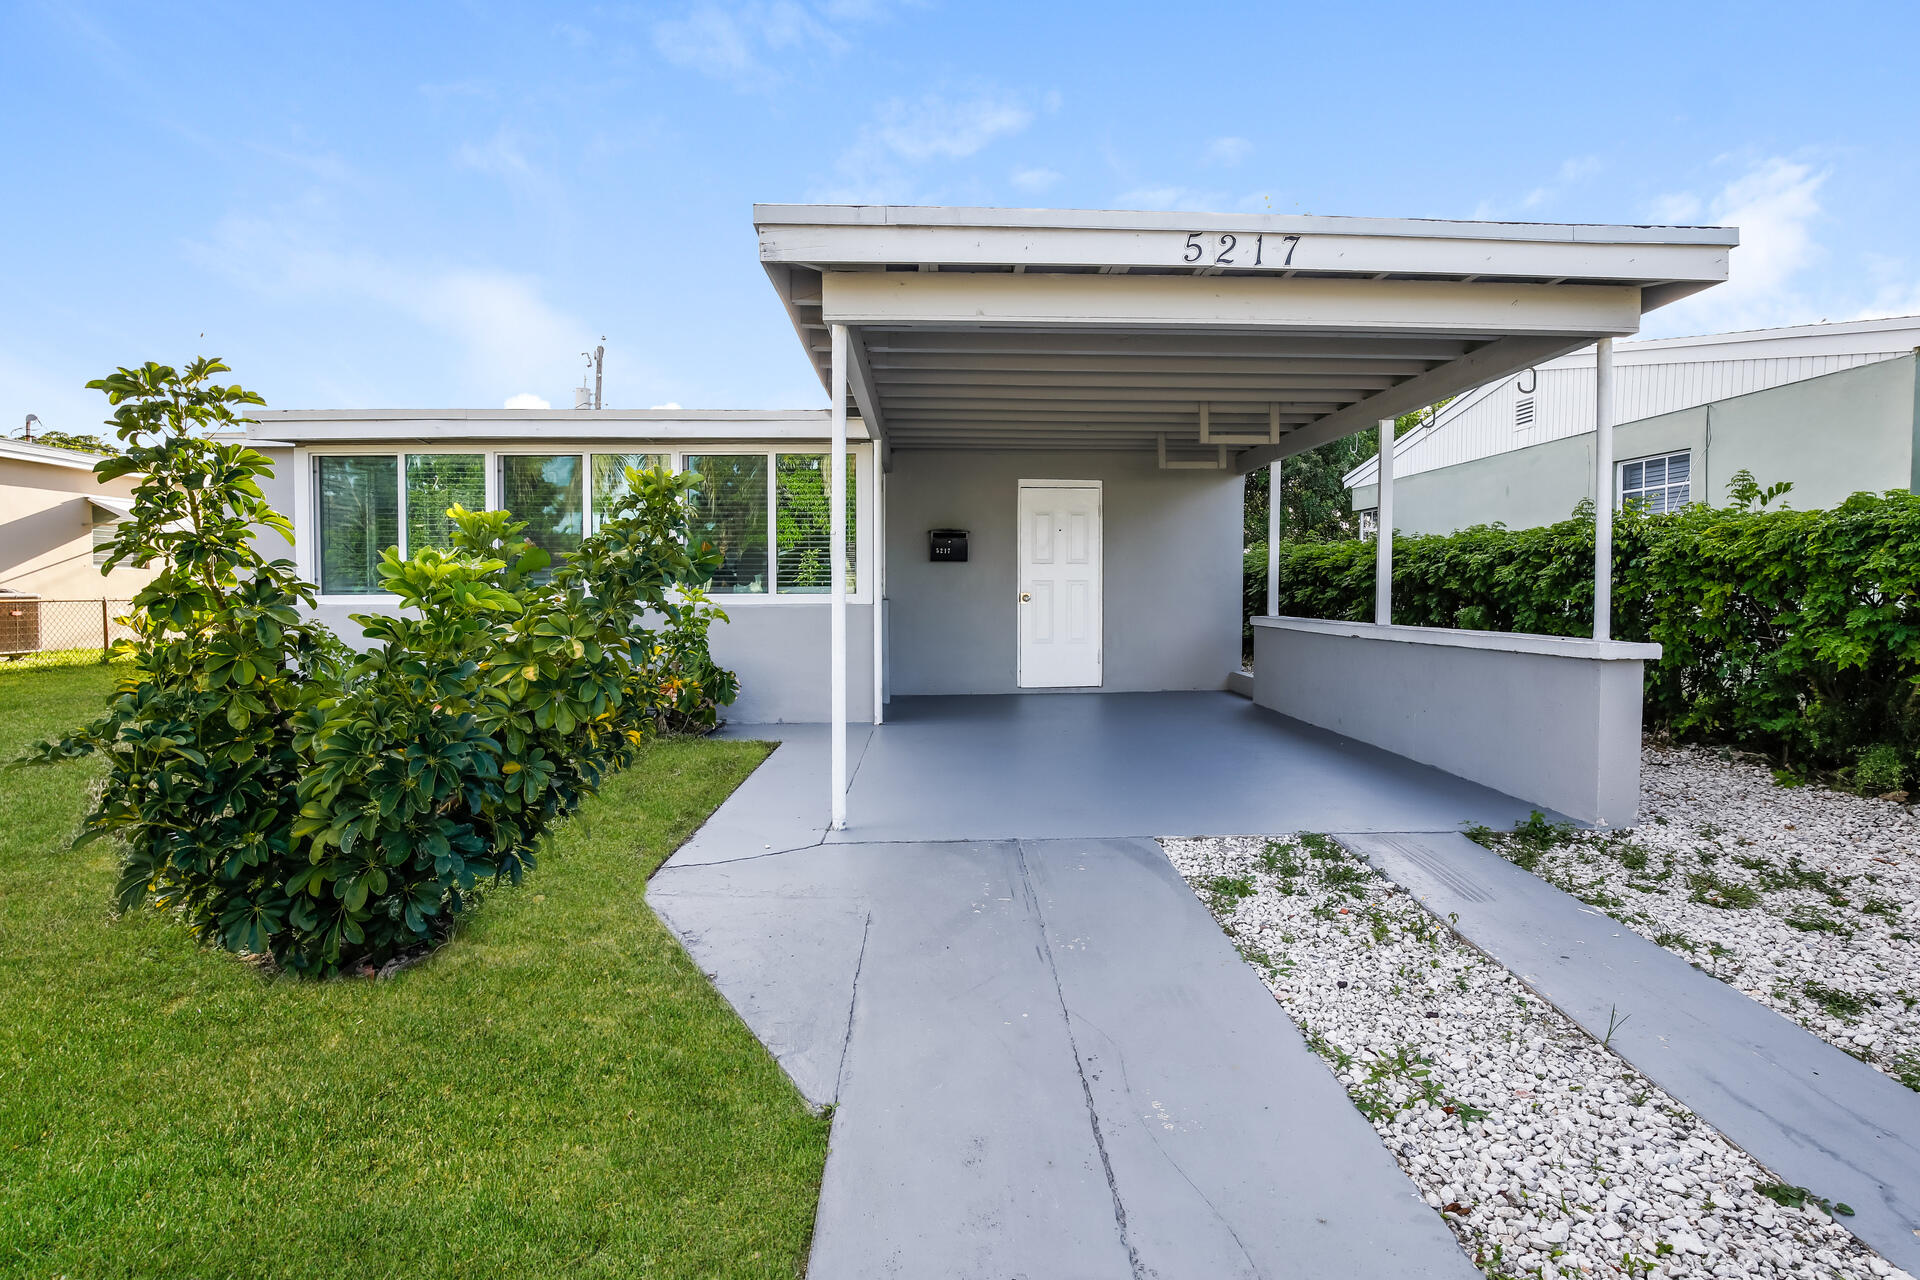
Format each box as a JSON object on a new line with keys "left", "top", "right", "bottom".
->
{"left": 405, "top": 453, "right": 485, "bottom": 553}
{"left": 775, "top": 453, "right": 856, "bottom": 593}
{"left": 92, "top": 523, "right": 116, "bottom": 566}
{"left": 498, "top": 454, "right": 584, "bottom": 569}
{"left": 590, "top": 452, "right": 668, "bottom": 533}
{"left": 1619, "top": 451, "right": 1691, "bottom": 514}
{"left": 685, "top": 454, "right": 768, "bottom": 593}
{"left": 317, "top": 455, "right": 399, "bottom": 594}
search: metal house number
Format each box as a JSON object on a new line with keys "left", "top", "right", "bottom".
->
{"left": 1181, "top": 232, "right": 1301, "bottom": 267}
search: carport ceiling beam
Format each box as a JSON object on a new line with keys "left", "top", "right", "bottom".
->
{"left": 860, "top": 331, "right": 1484, "bottom": 361}
{"left": 1234, "top": 333, "right": 1587, "bottom": 471}
{"left": 867, "top": 353, "right": 1446, "bottom": 377}
{"left": 821, "top": 271, "right": 1643, "bottom": 337}
{"left": 872, "top": 370, "right": 1404, "bottom": 392}
{"left": 843, "top": 327, "right": 890, "bottom": 468}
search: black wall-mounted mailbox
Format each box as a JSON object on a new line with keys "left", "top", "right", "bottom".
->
{"left": 929, "top": 528, "right": 969, "bottom": 562}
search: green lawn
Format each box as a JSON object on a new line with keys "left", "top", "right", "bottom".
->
{"left": 0, "top": 666, "right": 826, "bottom": 1279}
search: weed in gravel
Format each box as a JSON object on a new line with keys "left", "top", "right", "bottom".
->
{"left": 1298, "top": 832, "right": 1345, "bottom": 861}
{"left": 1317, "top": 862, "right": 1371, "bottom": 900}
{"left": 1783, "top": 907, "right": 1850, "bottom": 935}
{"left": 1753, "top": 1181, "right": 1854, "bottom": 1218}
{"left": 1801, "top": 980, "right": 1871, "bottom": 1020}
{"left": 1892, "top": 1052, "right": 1920, "bottom": 1093}
{"left": 1613, "top": 843, "right": 1650, "bottom": 871}
{"left": 1862, "top": 896, "right": 1903, "bottom": 921}
{"left": 1686, "top": 870, "right": 1761, "bottom": 910}
{"left": 1651, "top": 930, "right": 1698, "bottom": 952}
{"left": 1202, "top": 874, "right": 1256, "bottom": 914}
{"left": 1258, "top": 840, "right": 1304, "bottom": 879}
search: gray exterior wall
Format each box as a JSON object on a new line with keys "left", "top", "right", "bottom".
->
{"left": 1351, "top": 353, "right": 1920, "bottom": 535}
{"left": 883, "top": 450, "right": 1242, "bottom": 696}
{"left": 1253, "top": 617, "right": 1655, "bottom": 826}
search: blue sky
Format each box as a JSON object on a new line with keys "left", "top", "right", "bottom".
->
{"left": 5, "top": 0, "right": 1919, "bottom": 434}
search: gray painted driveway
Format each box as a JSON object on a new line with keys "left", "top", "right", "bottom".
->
{"left": 652, "top": 834, "right": 1477, "bottom": 1279}
{"left": 645, "top": 697, "right": 1537, "bottom": 1278}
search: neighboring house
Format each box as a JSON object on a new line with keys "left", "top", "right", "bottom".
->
{"left": 0, "top": 436, "right": 152, "bottom": 598}
{"left": 242, "top": 203, "right": 1739, "bottom": 824}
{"left": 1344, "top": 316, "right": 1920, "bottom": 534}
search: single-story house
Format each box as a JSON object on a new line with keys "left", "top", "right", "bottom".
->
{"left": 1344, "top": 315, "right": 1920, "bottom": 534}
{"left": 0, "top": 436, "right": 153, "bottom": 599}
{"left": 244, "top": 203, "right": 1741, "bottom": 828}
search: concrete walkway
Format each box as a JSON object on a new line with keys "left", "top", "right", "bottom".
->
{"left": 647, "top": 701, "right": 1530, "bottom": 1278}
{"left": 652, "top": 833, "right": 1477, "bottom": 1279}
{"left": 1340, "top": 831, "right": 1920, "bottom": 1276}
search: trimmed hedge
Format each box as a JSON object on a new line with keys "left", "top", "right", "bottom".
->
{"left": 1247, "top": 490, "right": 1920, "bottom": 787}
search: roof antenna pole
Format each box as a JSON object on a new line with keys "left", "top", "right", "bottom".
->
{"left": 22, "top": 413, "right": 39, "bottom": 442}
{"left": 594, "top": 338, "right": 605, "bottom": 410}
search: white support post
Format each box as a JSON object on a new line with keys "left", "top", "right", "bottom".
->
{"left": 830, "top": 324, "right": 849, "bottom": 829}
{"left": 1374, "top": 417, "right": 1394, "bottom": 625}
{"left": 872, "top": 449, "right": 885, "bottom": 725}
{"left": 1593, "top": 337, "right": 1614, "bottom": 642}
{"left": 1266, "top": 459, "right": 1281, "bottom": 617}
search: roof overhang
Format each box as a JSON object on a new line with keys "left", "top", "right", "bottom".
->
{"left": 249, "top": 408, "right": 865, "bottom": 445}
{"left": 86, "top": 494, "right": 135, "bottom": 522}
{"left": 756, "top": 204, "right": 1737, "bottom": 471}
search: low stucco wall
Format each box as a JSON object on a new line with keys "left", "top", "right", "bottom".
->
{"left": 883, "top": 450, "right": 1241, "bottom": 696}
{"left": 305, "top": 599, "right": 875, "bottom": 725}
{"left": 1252, "top": 616, "right": 1658, "bottom": 825}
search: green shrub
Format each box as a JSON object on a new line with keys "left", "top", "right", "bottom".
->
{"left": 1253, "top": 489, "right": 1920, "bottom": 777}
{"left": 1853, "top": 743, "right": 1907, "bottom": 795}
{"left": 17, "top": 359, "right": 737, "bottom": 976}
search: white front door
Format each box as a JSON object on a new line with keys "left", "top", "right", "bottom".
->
{"left": 1017, "top": 480, "right": 1103, "bottom": 688}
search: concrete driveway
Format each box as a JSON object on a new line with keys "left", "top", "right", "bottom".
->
{"left": 646, "top": 696, "right": 1531, "bottom": 1278}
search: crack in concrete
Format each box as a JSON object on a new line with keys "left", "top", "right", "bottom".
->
{"left": 1016, "top": 840, "right": 1148, "bottom": 1280}
{"left": 832, "top": 910, "right": 873, "bottom": 1107}
{"left": 1071, "top": 1005, "right": 1266, "bottom": 1280}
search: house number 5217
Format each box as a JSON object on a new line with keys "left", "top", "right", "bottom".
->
{"left": 1182, "top": 232, "right": 1300, "bottom": 267}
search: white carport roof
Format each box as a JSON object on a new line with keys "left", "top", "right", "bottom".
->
{"left": 756, "top": 204, "right": 1737, "bottom": 470}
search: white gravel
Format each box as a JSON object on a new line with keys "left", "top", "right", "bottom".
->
{"left": 1468, "top": 743, "right": 1920, "bottom": 1092}
{"left": 1165, "top": 832, "right": 1911, "bottom": 1280}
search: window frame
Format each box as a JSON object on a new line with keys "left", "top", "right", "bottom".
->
{"left": 297, "top": 441, "right": 873, "bottom": 606}
{"left": 1615, "top": 448, "right": 1692, "bottom": 515}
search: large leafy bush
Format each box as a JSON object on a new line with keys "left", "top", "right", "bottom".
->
{"left": 21, "top": 360, "right": 736, "bottom": 975}
{"left": 1251, "top": 487, "right": 1920, "bottom": 783}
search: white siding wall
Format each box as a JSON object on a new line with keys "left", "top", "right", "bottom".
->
{"left": 1350, "top": 316, "right": 1920, "bottom": 485}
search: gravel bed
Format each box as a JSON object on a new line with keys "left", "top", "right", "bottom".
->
{"left": 1466, "top": 743, "right": 1919, "bottom": 1092}
{"left": 1165, "top": 832, "right": 1910, "bottom": 1280}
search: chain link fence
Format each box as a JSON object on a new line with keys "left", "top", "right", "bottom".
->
{"left": 0, "top": 597, "right": 137, "bottom": 671}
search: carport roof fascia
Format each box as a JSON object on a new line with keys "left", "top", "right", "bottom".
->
{"left": 753, "top": 203, "right": 1741, "bottom": 248}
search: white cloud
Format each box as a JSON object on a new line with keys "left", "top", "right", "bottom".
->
{"left": 652, "top": 1, "right": 913, "bottom": 86}
{"left": 1641, "top": 157, "right": 1832, "bottom": 334}
{"left": 1647, "top": 191, "right": 1703, "bottom": 224}
{"left": 1113, "top": 185, "right": 1230, "bottom": 212}
{"left": 1010, "top": 166, "right": 1061, "bottom": 193}
{"left": 1202, "top": 136, "right": 1251, "bottom": 167}
{"left": 504, "top": 393, "right": 551, "bottom": 409}
{"left": 455, "top": 128, "right": 537, "bottom": 182}
{"left": 872, "top": 91, "right": 1033, "bottom": 162}
{"left": 814, "top": 88, "right": 1040, "bottom": 202}
{"left": 651, "top": 401, "right": 684, "bottom": 410}
{"left": 191, "top": 212, "right": 589, "bottom": 401}
{"left": 1519, "top": 155, "right": 1603, "bottom": 211}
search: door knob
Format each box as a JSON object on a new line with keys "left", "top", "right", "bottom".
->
{"left": 1020, "top": 592, "right": 1032, "bottom": 602}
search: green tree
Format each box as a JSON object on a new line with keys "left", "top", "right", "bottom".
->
{"left": 1245, "top": 404, "right": 1441, "bottom": 546}
{"left": 15, "top": 427, "right": 119, "bottom": 455}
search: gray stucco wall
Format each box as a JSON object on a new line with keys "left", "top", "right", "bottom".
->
{"left": 1351, "top": 353, "right": 1919, "bottom": 535}
{"left": 1253, "top": 617, "right": 1655, "bottom": 825}
{"left": 883, "top": 450, "right": 1242, "bottom": 696}
{"left": 303, "top": 598, "right": 874, "bottom": 725}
